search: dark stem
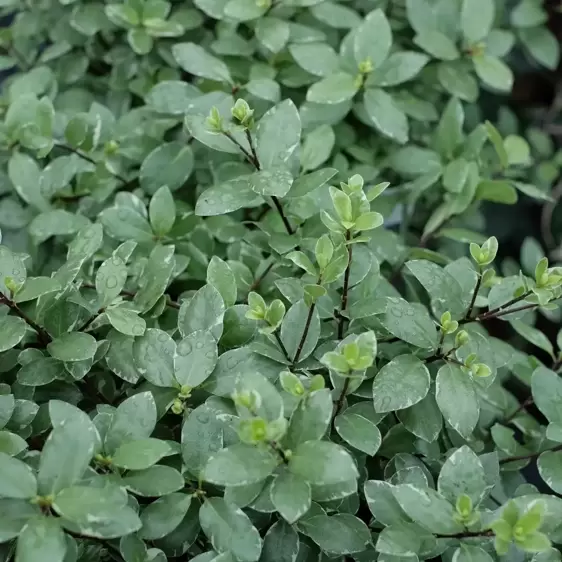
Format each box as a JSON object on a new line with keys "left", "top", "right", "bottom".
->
{"left": 245, "top": 129, "right": 260, "bottom": 169}
{"left": 478, "top": 302, "right": 537, "bottom": 322}
{"left": 269, "top": 441, "right": 289, "bottom": 464}
{"left": 465, "top": 291, "right": 533, "bottom": 323}
{"left": 337, "top": 230, "right": 353, "bottom": 340}
{"left": 504, "top": 396, "right": 534, "bottom": 424}
{"left": 81, "top": 283, "right": 180, "bottom": 310}
{"left": 249, "top": 261, "right": 274, "bottom": 292}
{"left": 54, "top": 142, "right": 129, "bottom": 185}
{"left": 464, "top": 273, "right": 482, "bottom": 320}
{"left": 499, "top": 443, "right": 562, "bottom": 465}
{"left": 436, "top": 530, "right": 494, "bottom": 539}
{"left": 271, "top": 196, "right": 295, "bottom": 235}
{"left": 0, "top": 294, "right": 52, "bottom": 345}
{"left": 273, "top": 331, "right": 291, "bottom": 363}
{"left": 292, "top": 303, "right": 316, "bottom": 365}
{"left": 221, "top": 129, "right": 294, "bottom": 236}
{"left": 333, "top": 377, "right": 351, "bottom": 423}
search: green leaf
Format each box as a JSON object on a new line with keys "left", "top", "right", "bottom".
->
{"left": 538, "top": 450, "right": 562, "bottom": 494}
{"left": 0, "top": 316, "right": 26, "bottom": 352}
{"left": 133, "top": 328, "right": 176, "bottom": 387}
{"left": 306, "top": 73, "right": 359, "bottom": 105}
{"left": 364, "top": 88, "right": 408, "bottom": 144}
{"left": 392, "top": 484, "right": 464, "bottom": 535}
{"left": 95, "top": 255, "right": 128, "bottom": 308}
{"left": 38, "top": 411, "right": 96, "bottom": 494}
{"left": 289, "top": 42, "right": 339, "bottom": 77}
{"left": 256, "top": 99, "right": 301, "bottom": 171}
{"left": 224, "top": 0, "right": 267, "bottom": 20}
{"left": 106, "top": 307, "right": 147, "bottom": 337}
{"left": 397, "top": 394, "right": 443, "bottom": 443}
{"left": 354, "top": 9, "right": 392, "bottom": 69}
{"left": 405, "top": 259, "right": 468, "bottom": 319}
{"left": 204, "top": 443, "right": 278, "bottom": 486}
{"left": 280, "top": 300, "right": 320, "bottom": 363}
{"left": 199, "top": 497, "right": 262, "bottom": 562}
{"left": 299, "top": 513, "right": 371, "bottom": 555}
{"left": 270, "top": 471, "right": 311, "bottom": 524}
{"left": 140, "top": 493, "right": 192, "bottom": 540}
{"left": 285, "top": 388, "right": 333, "bottom": 449}
{"left": 437, "top": 62, "right": 479, "bottom": 102}
{"left": 0, "top": 395, "right": 15, "bottom": 430}
{"left": 436, "top": 363, "right": 479, "bottom": 440}
{"left": 14, "top": 277, "right": 61, "bottom": 304}
{"left": 473, "top": 54, "right": 514, "bottom": 92}
{"left": 53, "top": 485, "right": 141, "bottom": 538}
{"left": 172, "top": 43, "right": 232, "bottom": 83}
{"left": 140, "top": 142, "right": 194, "bottom": 195}
{"left": 248, "top": 168, "right": 293, "bottom": 197}
{"left": 149, "top": 186, "right": 176, "bottom": 236}
{"left": 112, "top": 438, "right": 171, "bottom": 470}
{"left": 414, "top": 31, "right": 460, "bottom": 60}
{"left": 453, "top": 545, "right": 495, "bottom": 562}
{"left": 438, "top": 445, "right": 487, "bottom": 505}
{"left": 17, "top": 357, "right": 65, "bottom": 386}
{"left": 16, "top": 517, "right": 66, "bottom": 562}
{"left": 434, "top": 97, "right": 464, "bottom": 159}
{"left": 260, "top": 520, "right": 299, "bottom": 562}
{"left": 195, "top": 177, "right": 261, "bottom": 216}
{"left": 301, "top": 125, "right": 335, "bottom": 172}
{"left": 104, "top": 391, "right": 157, "bottom": 454}
{"left": 182, "top": 404, "right": 225, "bottom": 474}
{"left": 369, "top": 51, "right": 429, "bottom": 87}
{"left": 207, "top": 257, "right": 237, "bottom": 308}
{"left": 511, "top": 320, "right": 554, "bottom": 357}
{"left": 461, "top": 0, "right": 495, "bottom": 43}
{"left": 289, "top": 441, "right": 358, "bottom": 486}
{"left": 286, "top": 168, "right": 338, "bottom": 198}
{"left": 380, "top": 297, "right": 439, "bottom": 349}
{"left": 145, "top": 80, "right": 200, "bottom": 115}
{"left": 0, "top": 245, "right": 27, "bottom": 297}
{"left": 123, "top": 465, "right": 185, "bottom": 497}
{"left": 127, "top": 27, "right": 153, "bottom": 54}
{"left": 0, "top": 452, "right": 37, "bottom": 498}
{"left": 475, "top": 179, "right": 518, "bottom": 204}
{"left": 519, "top": 27, "right": 560, "bottom": 70}
{"left": 174, "top": 330, "right": 219, "bottom": 387}
{"left": 532, "top": 367, "right": 562, "bottom": 425}
{"left": 255, "top": 17, "right": 290, "bottom": 53}
{"left": 178, "top": 284, "right": 225, "bottom": 339}
{"left": 373, "top": 354, "right": 431, "bottom": 413}
{"left": 334, "top": 411, "right": 381, "bottom": 455}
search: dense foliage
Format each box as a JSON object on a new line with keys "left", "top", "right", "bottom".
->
{"left": 1, "top": 0, "right": 562, "bottom": 561}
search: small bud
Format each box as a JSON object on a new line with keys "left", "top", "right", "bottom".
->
{"left": 231, "top": 99, "right": 254, "bottom": 127}
{"left": 3, "top": 276, "right": 19, "bottom": 296}
{"left": 471, "top": 363, "right": 492, "bottom": 378}
{"left": 232, "top": 389, "right": 261, "bottom": 411}
{"left": 481, "top": 268, "right": 497, "bottom": 288}
{"left": 440, "top": 311, "right": 458, "bottom": 334}
{"left": 171, "top": 398, "right": 184, "bottom": 415}
{"left": 309, "top": 374, "right": 325, "bottom": 391}
{"left": 256, "top": 0, "right": 271, "bottom": 8}
{"left": 246, "top": 291, "right": 267, "bottom": 320}
{"left": 206, "top": 106, "right": 223, "bottom": 132}
{"left": 470, "top": 236, "right": 498, "bottom": 267}
{"left": 358, "top": 58, "right": 374, "bottom": 74}
{"left": 265, "top": 299, "right": 285, "bottom": 329}
{"left": 347, "top": 174, "right": 364, "bottom": 191}
{"left": 455, "top": 330, "right": 470, "bottom": 348}
{"left": 315, "top": 234, "right": 334, "bottom": 271}
{"left": 178, "top": 385, "right": 192, "bottom": 399}
{"left": 280, "top": 371, "right": 305, "bottom": 397}
{"left": 456, "top": 494, "right": 473, "bottom": 518}
{"left": 104, "top": 140, "right": 119, "bottom": 154}
{"left": 239, "top": 417, "right": 268, "bottom": 444}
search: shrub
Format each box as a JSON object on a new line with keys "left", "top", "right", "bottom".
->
{"left": 0, "top": 0, "right": 562, "bottom": 561}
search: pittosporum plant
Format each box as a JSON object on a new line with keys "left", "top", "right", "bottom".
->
{"left": 0, "top": 0, "right": 562, "bottom": 561}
